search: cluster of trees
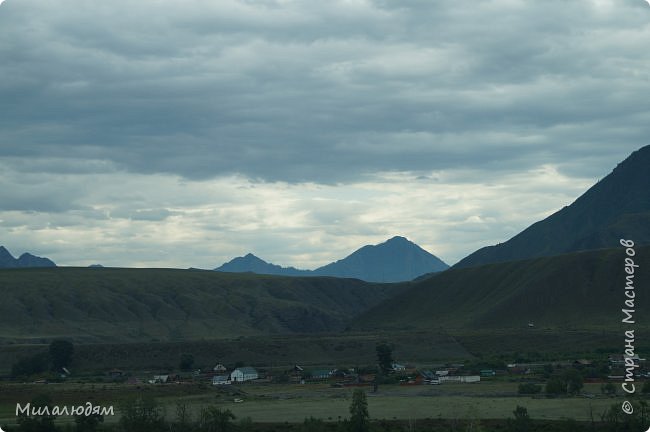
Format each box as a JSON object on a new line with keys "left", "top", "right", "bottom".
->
{"left": 179, "top": 353, "right": 195, "bottom": 371}
{"left": 375, "top": 343, "right": 393, "bottom": 375}
{"left": 118, "top": 396, "right": 242, "bottom": 432}
{"left": 545, "top": 368, "right": 584, "bottom": 395}
{"left": 600, "top": 401, "right": 650, "bottom": 432}
{"left": 517, "top": 367, "right": 586, "bottom": 396}
{"left": 11, "top": 340, "right": 74, "bottom": 378}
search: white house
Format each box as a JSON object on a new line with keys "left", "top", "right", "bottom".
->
{"left": 149, "top": 375, "right": 169, "bottom": 384}
{"left": 309, "top": 369, "right": 333, "bottom": 380}
{"left": 439, "top": 375, "right": 480, "bottom": 383}
{"left": 230, "top": 367, "right": 258, "bottom": 382}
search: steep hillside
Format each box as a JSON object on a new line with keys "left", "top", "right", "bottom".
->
{"left": 354, "top": 245, "right": 649, "bottom": 331}
{"left": 455, "top": 145, "right": 650, "bottom": 268}
{"left": 0, "top": 268, "right": 403, "bottom": 343}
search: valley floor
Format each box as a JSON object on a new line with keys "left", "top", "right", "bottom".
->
{"left": 0, "top": 381, "right": 633, "bottom": 427}
{"left": 1, "top": 328, "right": 647, "bottom": 428}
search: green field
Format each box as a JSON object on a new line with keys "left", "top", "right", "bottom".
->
{"left": 0, "top": 381, "right": 634, "bottom": 427}
{"left": 167, "top": 382, "right": 628, "bottom": 423}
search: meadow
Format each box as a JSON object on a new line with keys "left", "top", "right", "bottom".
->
{"left": 0, "top": 380, "right": 634, "bottom": 427}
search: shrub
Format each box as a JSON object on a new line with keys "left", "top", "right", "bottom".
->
{"left": 179, "top": 353, "right": 194, "bottom": 371}
{"left": 545, "top": 377, "right": 566, "bottom": 395}
{"left": 118, "top": 395, "right": 166, "bottom": 432}
{"left": 49, "top": 340, "right": 74, "bottom": 370}
{"left": 349, "top": 389, "right": 369, "bottom": 432}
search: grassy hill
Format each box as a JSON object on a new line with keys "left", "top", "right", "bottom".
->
{"left": 354, "top": 245, "right": 649, "bottom": 331}
{"left": 0, "top": 267, "right": 403, "bottom": 343}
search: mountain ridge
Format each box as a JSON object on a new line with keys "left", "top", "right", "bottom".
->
{"left": 216, "top": 253, "right": 311, "bottom": 277}
{"left": 0, "top": 246, "right": 56, "bottom": 268}
{"left": 215, "top": 236, "right": 449, "bottom": 282}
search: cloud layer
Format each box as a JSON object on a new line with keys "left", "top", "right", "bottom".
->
{"left": 0, "top": 0, "right": 648, "bottom": 267}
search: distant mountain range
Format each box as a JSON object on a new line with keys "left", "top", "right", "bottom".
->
{"left": 455, "top": 145, "right": 650, "bottom": 269}
{"left": 0, "top": 246, "right": 56, "bottom": 268}
{"left": 215, "top": 236, "right": 449, "bottom": 283}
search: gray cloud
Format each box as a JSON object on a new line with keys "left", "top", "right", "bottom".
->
{"left": 1, "top": 0, "right": 648, "bottom": 184}
{"left": 0, "top": 0, "right": 648, "bottom": 267}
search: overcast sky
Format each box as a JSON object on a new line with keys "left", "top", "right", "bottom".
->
{"left": 1, "top": 0, "right": 649, "bottom": 269}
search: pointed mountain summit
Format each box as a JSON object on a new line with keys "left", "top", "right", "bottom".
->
{"left": 215, "top": 237, "right": 449, "bottom": 282}
{"left": 0, "top": 246, "right": 56, "bottom": 268}
{"left": 313, "top": 236, "right": 449, "bottom": 282}
{"left": 0, "top": 246, "right": 16, "bottom": 267}
{"left": 455, "top": 145, "right": 650, "bottom": 269}
{"left": 215, "top": 253, "right": 310, "bottom": 276}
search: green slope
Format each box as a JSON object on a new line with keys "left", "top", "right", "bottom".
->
{"left": 0, "top": 267, "right": 402, "bottom": 343}
{"left": 354, "top": 245, "right": 649, "bottom": 331}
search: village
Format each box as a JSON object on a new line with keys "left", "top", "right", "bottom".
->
{"left": 99, "top": 353, "right": 648, "bottom": 395}
{"left": 2, "top": 349, "right": 649, "bottom": 429}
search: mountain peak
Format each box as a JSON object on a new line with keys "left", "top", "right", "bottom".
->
{"left": 0, "top": 246, "right": 16, "bottom": 266}
{"left": 215, "top": 253, "right": 309, "bottom": 277}
{"left": 313, "top": 237, "right": 449, "bottom": 282}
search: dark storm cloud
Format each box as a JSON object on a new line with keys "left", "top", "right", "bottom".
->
{"left": 1, "top": 0, "right": 648, "bottom": 184}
